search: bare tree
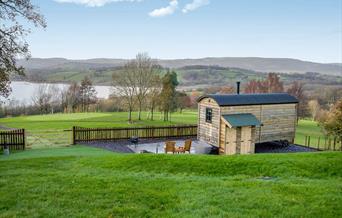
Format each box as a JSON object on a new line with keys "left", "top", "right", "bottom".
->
{"left": 48, "top": 85, "right": 62, "bottom": 114}
{"left": 287, "top": 81, "right": 308, "bottom": 119}
{"left": 135, "top": 53, "right": 160, "bottom": 120}
{"left": 147, "top": 74, "right": 162, "bottom": 120}
{"left": 66, "top": 82, "right": 81, "bottom": 113}
{"left": 32, "top": 84, "right": 52, "bottom": 114}
{"left": 112, "top": 53, "right": 161, "bottom": 122}
{"left": 244, "top": 73, "right": 284, "bottom": 93}
{"left": 112, "top": 60, "right": 138, "bottom": 123}
{"left": 0, "top": 0, "right": 46, "bottom": 98}
{"left": 218, "top": 86, "right": 235, "bottom": 94}
{"left": 308, "top": 99, "right": 321, "bottom": 121}
{"left": 176, "top": 91, "right": 192, "bottom": 113}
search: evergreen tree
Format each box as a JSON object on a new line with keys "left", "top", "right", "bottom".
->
{"left": 79, "top": 77, "right": 97, "bottom": 112}
{"left": 160, "top": 70, "right": 178, "bottom": 121}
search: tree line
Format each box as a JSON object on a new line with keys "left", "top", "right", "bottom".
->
{"left": 0, "top": 76, "right": 98, "bottom": 117}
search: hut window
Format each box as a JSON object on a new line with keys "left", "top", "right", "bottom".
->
{"left": 206, "top": 108, "right": 212, "bottom": 123}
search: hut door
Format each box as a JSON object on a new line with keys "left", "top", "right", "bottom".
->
{"left": 224, "top": 126, "right": 237, "bottom": 155}
{"left": 240, "top": 126, "right": 253, "bottom": 154}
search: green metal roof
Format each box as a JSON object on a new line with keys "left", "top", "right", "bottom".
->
{"left": 222, "top": 113, "right": 261, "bottom": 128}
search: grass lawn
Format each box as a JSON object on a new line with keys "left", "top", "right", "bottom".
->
{"left": 294, "top": 119, "right": 339, "bottom": 150}
{"left": 0, "top": 111, "right": 197, "bottom": 130}
{"left": 0, "top": 146, "right": 341, "bottom": 217}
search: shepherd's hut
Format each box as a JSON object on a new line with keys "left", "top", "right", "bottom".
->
{"left": 197, "top": 83, "right": 298, "bottom": 155}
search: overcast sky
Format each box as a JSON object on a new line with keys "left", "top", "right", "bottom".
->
{"left": 28, "top": 0, "right": 342, "bottom": 63}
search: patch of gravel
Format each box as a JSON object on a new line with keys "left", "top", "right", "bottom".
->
{"left": 81, "top": 138, "right": 317, "bottom": 154}
{"left": 80, "top": 137, "right": 197, "bottom": 153}
{"left": 82, "top": 141, "right": 135, "bottom": 153}
{"left": 255, "top": 142, "right": 318, "bottom": 153}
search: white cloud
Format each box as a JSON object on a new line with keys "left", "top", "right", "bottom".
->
{"left": 182, "top": 0, "right": 209, "bottom": 13}
{"left": 149, "top": 0, "right": 178, "bottom": 17}
{"left": 54, "top": 0, "right": 141, "bottom": 7}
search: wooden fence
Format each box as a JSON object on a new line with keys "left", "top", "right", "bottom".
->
{"left": 72, "top": 125, "right": 198, "bottom": 144}
{"left": 0, "top": 129, "right": 25, "bottom": 151}
{"left": 26, "top": 129, "right": 71, "bottom": 149}
{"left": 304, "top": 135, "right": 342, "bottom": 151}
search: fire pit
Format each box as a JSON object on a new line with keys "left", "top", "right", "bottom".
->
{"left": 129, "top": 136, "right": 139, "bottom": 148}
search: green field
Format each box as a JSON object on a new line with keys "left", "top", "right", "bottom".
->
{"left": 0, "top": 111, "right": 197, "bottom": 130}
{"left": 0, "top": 112, "right": 327, "bottom": 148}
{"left": 0, "top": 146, "right": 341, "bottom": 217}
{"left": 295, "top": 119, "right": 325, "bottom": 146}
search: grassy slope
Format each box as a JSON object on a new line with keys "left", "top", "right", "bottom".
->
{"left": 0, "top": 146, "right": 341, "bottom": 217}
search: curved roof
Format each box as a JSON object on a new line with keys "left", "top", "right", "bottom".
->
{"left": 197, "top": 93, "right": 298, "bottom": 106}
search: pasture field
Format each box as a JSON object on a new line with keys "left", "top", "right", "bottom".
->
{"left": 0, "top": 111, "right": 197, "bottom": 130}
{"left": 294, "top": 119, "right": 336, "bottom": 149}
{"left": 0, "top": 112, "right": 327, "bottom": 148}
{"left": 0, "top": 146, "right": 341, "bottom": 217}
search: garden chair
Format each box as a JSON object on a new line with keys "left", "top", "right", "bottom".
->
{"left": 164, "top": 141, "right": 176, "bottom": 154}
{"left": 178, "top": 139, "right": 192, "bottom": 154}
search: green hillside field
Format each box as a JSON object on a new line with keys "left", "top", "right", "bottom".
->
{"left": 0, "top": 146, "right": 341, "bottom": 217}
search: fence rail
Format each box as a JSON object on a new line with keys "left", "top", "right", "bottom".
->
{"left": 303, "top": 135, "right": 342, "bottom": 151}
{"left": 0, "top": 129, "right": 25, "bottom": 151}
{"left": 72, "top": 125, "right": 198, "bottom": 144}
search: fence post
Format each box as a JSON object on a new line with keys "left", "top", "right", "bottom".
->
{"left": 317, "top": 136, "right": 320, "bottom": 150}
{"left": 308, "top": 136, "right": 310, "bottom": 148}
{"left": 23, "top": 129, "right": 26, "bottom": 150}
{"left": 304, "top": 136, "right": 307, "bottom": 146}
{"left": 72, "top": 126, "right": 76, "bottom": 145}
{"left": 324, "top": 137, "right": 327, "bottom": 150}
{"left": 333, "top": 137, "right": 336, "bottom": 151}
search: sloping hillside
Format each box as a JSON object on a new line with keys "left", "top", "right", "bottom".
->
{"left": 18, "top": 57, "right": 342, "bottom": 76}
{"left": 0, "top": 146, "right": 341, "bottom": 217}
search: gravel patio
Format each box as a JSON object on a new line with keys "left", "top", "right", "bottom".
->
{"left": 81, "top": 138, "right": 318, "bottom": 154}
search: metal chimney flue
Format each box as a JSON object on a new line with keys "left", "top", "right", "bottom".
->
{"left": 236, "top": 81, "right": 240, "bottom": 94}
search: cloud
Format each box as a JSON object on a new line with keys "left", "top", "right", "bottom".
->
{"left": 149, "top": 0, "right": 178, "bottom": 17}
{"left": 54, "top": 0, "right": 142, "bottom": 7}
{"left": 182, "top": 0, "right": 209, "bottom": 13}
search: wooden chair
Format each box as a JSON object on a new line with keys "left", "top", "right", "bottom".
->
{"left": 178, "top": 139, "right": 192, "bottom": 154}
{"left": 164, "top": 141, "right": 176, "bottom": 154}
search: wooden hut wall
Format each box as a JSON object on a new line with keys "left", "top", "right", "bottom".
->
{"left": 197, "top": 98, "right": 220, "bottom": 146}
{"left": 220, "top": 103, "right": 297, "bottom": 143}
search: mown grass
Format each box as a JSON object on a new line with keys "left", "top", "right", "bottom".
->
{"left": 295, "top": 119, "right": 325, "bottom": 144}
{"left": 0, "top": 146, "right": 341, "bottom": 217}
{"left": 0, "top": 111, "right": 197, "bottom": 130}
{"left": 294, "top": 119, "right": 341, "bottom": 150}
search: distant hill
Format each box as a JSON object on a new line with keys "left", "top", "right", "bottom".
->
{"left": 18, "top": 57, "right": 342, "bottom": 76}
